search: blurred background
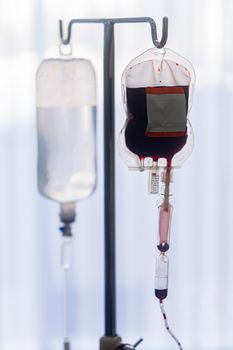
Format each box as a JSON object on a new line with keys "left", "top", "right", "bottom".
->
{"left": 0, "top": 0, "right": 233, "bottom": 349}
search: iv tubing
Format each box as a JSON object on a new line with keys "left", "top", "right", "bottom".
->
{"left": 163, "top": 166, "right": 171, "bottom": 206}
{"left": 61, "top": 235, "right": 72, "bottom": 350}
{"left": 63, "top": 267, "right": 69, "bottom": 344}
{"left": 159, "top": 299, "right": 183, "bottom": 350}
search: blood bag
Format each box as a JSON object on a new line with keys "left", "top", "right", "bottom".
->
{"left": 36, "top": 58, "right": 97, "bottom": 203}
{"left": 118, "top": 48, "right": 195, "bottom": 169}
{"left": 118, "top": 47, "right": 195, "bottom": 350}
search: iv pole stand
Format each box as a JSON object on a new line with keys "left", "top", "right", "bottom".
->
{"left": 59, "top": 17, "right": 168, "bottom": 350}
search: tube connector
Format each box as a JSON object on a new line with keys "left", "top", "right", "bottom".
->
{"left": 60, "top": 223, "right": 72, "bottom": 237}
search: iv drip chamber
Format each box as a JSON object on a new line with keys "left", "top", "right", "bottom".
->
{"left": 157, "top": 202, "right": 173, "bottom": 252}
{"left": 36, "top": 58, "right": 97, "bottom": 203}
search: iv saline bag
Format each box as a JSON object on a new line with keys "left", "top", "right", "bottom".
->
{"left": 36, "top": 58, "right": 97, "bottom": 204}
{"left": 119, "top": 48, "right": 195, "bottom": 170}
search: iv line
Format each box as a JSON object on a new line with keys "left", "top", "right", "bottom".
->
{"left": 60, "top": 231, "right": 73, "bottom": 350}
{"left": 59, "top": 204, "right": 76, "bottom": 350}
{"left": 159, "top": 299, "right": 183, "bottom": 350}
{"left": 63, "top": 265, "right": 69, "bottom": 344}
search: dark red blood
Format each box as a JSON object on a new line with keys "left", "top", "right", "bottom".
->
{"left": 125, "top": 87, "right": 189, "bottom": 163}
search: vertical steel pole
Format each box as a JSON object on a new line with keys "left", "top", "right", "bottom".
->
{"left": 103, "top": 22, "right": 116, "bottom": 337}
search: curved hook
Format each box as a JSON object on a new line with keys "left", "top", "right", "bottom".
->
{"left": 149, "top": 16, "right": 168, "bottom": 48}
{"left": 159, "top": 17, "right": 168, "bottom": 48}
{"left": 59, "top": 19, "right": 72, "bottom": 45}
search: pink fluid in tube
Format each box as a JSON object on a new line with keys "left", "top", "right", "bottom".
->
{"left": 157, "top": 203, "right": 173, "bottom": 252}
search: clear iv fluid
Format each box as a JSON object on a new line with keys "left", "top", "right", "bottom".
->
{"left": 36, "top": 57, "right": 97, "bottom": 203}
{"left": 37, "top": 106, "right": 96, "bottom": 203}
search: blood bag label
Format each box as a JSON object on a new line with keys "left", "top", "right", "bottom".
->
{"left": 145, "top": 86, "right": 187, "bottom": 137}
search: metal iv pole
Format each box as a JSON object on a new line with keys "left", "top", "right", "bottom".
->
{"left": 59, "top": 16, "right": 168, "bottom": 350}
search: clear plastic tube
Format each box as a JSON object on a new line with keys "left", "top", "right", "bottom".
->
{"left": 159, "top": 299, "right": 183, "bottom": 350}
{"left": 60, "top": 236, "right": 72, "bottom": 346}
